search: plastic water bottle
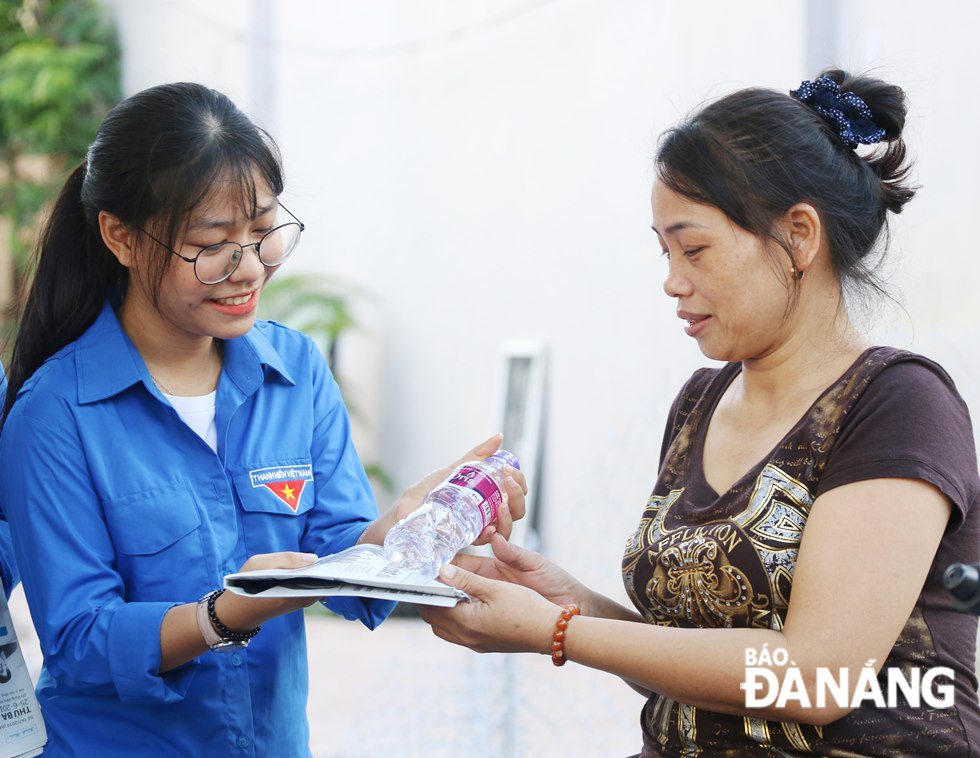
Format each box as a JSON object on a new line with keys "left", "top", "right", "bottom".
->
{"left": 384, "top": 450, "right": 520, "bottom": 579}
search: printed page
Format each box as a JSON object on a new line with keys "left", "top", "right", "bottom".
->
{"left": 306, "top": 545, "right": 447, "bottom": 587}
{"left": 231, "top": 582, "right": 461, "bottom": 607}
{"left": 0, "top": 584, "right": 46, "bottom": 758}
{"left": 224, "top": 544, "right": 467, "bottom": 603}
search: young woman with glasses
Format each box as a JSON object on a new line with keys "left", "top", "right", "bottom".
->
{"left": 0, "top": 82, "right": 525, "bottom": 756}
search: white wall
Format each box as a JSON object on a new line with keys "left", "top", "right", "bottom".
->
{"left": 118, "top": 0, "right": 803, "bottom": 600}
{"left": 832, "top": 3, "right": 980, "bottom": 395}
{"left": 104, "top": 0, "right": 980, "bottom": 599}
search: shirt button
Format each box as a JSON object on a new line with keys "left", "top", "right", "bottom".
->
{"left": 231, "top": 654, "right": 242, "bottom": 667}
{"left": 237, "top": 735, "right": 249, "bottom": 749}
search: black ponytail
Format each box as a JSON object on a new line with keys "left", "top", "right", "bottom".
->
{"left": 5, "top": 162, "right": 127, "bottom": 420}
{"left": 818, "top": 69, "right": 916, "bottom": 216}
{"left": 3, "top": 83, "right": 284, "bottom": 422}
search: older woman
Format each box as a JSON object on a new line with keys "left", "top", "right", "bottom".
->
{"left": 422, "top": 70, "right": 980, "bottom": 756}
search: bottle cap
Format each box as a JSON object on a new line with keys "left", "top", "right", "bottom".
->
{"left": 488, "top": 449, "right": 520, "bottom": 470}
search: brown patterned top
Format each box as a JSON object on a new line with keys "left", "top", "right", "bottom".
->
{"left": 624, "top": 347, "right": 980, "bottom": 757}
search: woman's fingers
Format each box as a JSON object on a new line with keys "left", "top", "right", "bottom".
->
{"left": 278, "top": 552, "right": 319, "bottom": 568}
{"left": 437, "top": 562, "right": 493, "bottom": 600}
{"left": 470, "top": 524, "right": 497, "bottom": 546}
{"left": 450, "top": 433, "right": 503, "bottom": 467}
{"left": 240, "top": 551, "right": 317, "bottom": 572}
{"left": 451, "top": 553, "right": 490, "bottom": 573}
{"left": 504, "top": 470, "right": 526, "bottom": 516}
{"left": 507, "top": 467, "right": 529, "bottom": 496}
{"left": 490, "top": 532, "right": 539, "bottom": 571}
{"left": 494, "top": 498, "right": 514, "bottom": 540}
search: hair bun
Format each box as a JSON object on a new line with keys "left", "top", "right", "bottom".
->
{"left": 818, "top": 69, "right": 916, "bottom": 214}
{"left": 818, "top": 69, "right": 906, "bottom": 141}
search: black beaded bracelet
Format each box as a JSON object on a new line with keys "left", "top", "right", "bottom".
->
{"left": 206, "top": 589, "right": 261, "bottom": 642}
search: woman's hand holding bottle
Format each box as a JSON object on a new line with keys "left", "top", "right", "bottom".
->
{"left": 359, "top": 433, "right": 528, "bottom": 547}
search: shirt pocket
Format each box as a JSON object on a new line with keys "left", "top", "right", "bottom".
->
{"left": 103, "top": 483, "right": 207, "bottom": 601}
{"left": 231, "top": 459, "right": 316, "bottom": 552}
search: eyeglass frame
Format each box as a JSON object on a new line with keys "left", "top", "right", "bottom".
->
{"left": 137, "top": 201, "right": 305, "bottom": 285}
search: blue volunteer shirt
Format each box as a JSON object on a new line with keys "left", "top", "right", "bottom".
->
{"left": 0, "top": 367, "right": 18, "bottom": 598}
{"left": 0, "top": 302, "right": 393, "bottom": 756}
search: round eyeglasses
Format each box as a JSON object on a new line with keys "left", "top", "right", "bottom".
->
{"left": 140, "top": 202, "right": 305, "bottom": 285}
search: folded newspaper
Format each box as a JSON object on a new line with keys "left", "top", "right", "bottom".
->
{"left": 0, "top": 584, "right": 46, "bottom": 758}
{"left": 224, "top": 544, "right": 467, "bottom": 607}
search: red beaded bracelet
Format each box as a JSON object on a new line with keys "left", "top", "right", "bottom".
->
{"left": 551, "top": 603, "right": 580, "bottom": 667}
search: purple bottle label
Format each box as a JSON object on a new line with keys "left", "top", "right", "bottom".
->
{"left": 448, "top": 465, "right": 502, "bottom": 529}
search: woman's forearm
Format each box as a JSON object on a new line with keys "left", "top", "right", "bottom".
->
{"left": 427, "top": 560, "right": 846, "bottom": 723}
{"left": 562, "top": 617, "right": 841, "bottom": 724}
{"left": 580, "top": 588, "right": 646, "bottom": 622}
{"left": 159, "top": 603, "right": 209, "bottom": 673}
{"left": 159, "top": 591, "right": 282, "bottom": 673}
{"left": 576, "top": 589, "right": 654, "bottom": 697}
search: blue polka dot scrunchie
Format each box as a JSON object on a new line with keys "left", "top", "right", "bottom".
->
{"left": 790, "top": 76, "right": 887, "bottom": 149}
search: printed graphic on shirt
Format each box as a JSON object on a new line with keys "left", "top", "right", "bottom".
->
{"left": 623, "top": 464, "right": 813, "bottom": 631}
{"left": 249, "top": 464, "right": 314, "bottom": 512}
{"left": 625, "top": 466, "right": 819, "bottom": 755}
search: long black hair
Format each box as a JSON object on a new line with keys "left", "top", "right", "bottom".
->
{"left": 655, "top": 68, "right": 915, "bottom": 305}
{"left": 5, "top": 82, "right": 284, "bottom": 421}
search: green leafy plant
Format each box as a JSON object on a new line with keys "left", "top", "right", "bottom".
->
{"left": 0, "top": 0, "right": 120, "bottom": 320}
{"left": 260, "top": 273, "right": 394, "bottom": 493}
{"left": 259, "top": 273, "right": 355, "bottom": 367}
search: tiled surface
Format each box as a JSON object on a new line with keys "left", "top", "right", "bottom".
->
{"left": 305, "top": 613, "right": 642, "bottom": 758}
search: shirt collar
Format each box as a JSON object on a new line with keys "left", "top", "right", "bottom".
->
{"left": 76, "top": 301, "right": 295, "bottom": 405}
{"left": 228, "top": 323, "right": 296, "bottom": 391}
{"left": 76, "top": 302, "right": 148, "bottom": 404}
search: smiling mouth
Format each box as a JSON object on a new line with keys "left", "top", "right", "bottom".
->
{"left": 212, "top": 292, "right": 254, "bottom": 306}
{"left": 681, "top": 314, "right": 709, "bottom": 325}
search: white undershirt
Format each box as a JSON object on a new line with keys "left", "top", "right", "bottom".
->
{"left": 165, "top": 390, "right": 218, "bottom": 453}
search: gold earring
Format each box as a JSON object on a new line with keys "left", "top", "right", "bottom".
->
{"left": 790, "top": 266, "right": 805, "bottom": 281}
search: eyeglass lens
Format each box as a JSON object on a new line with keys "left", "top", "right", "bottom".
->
{"left": 194, "top": 221, "right": 302, "bottom": 284}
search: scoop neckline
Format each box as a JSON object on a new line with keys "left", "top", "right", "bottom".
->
{"left": 692, "top": 346, "right": 881, "bottom": 501}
